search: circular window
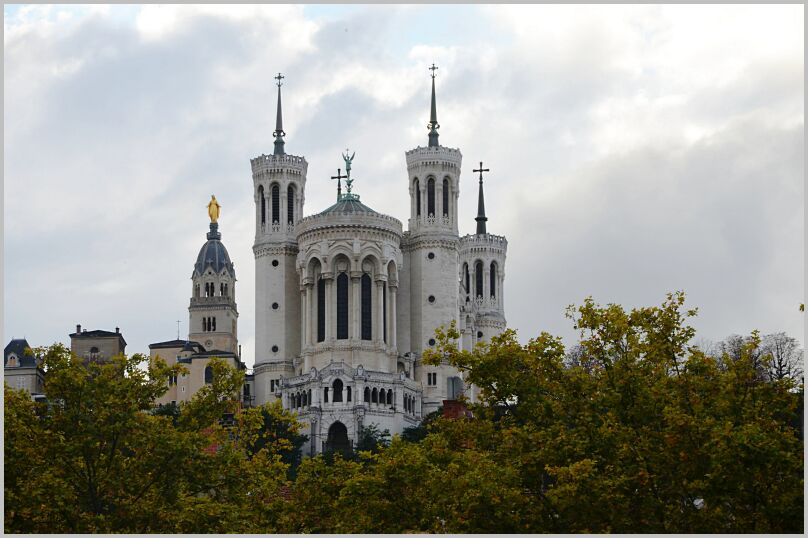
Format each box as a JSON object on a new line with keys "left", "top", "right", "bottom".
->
{"left": 272, "top": 302, "right": 279, "bottom": 310}
{"left": 428, "top": 338, "right": 436, "bottom": 346}
{"left": 477, "top": 331, "right": 483, "bottom": 339}
{"left": 271, "top": 259, "right": 279, "bottom": 267}
{"left": 427, "top": 252, "right": 435, "bottom": 260}
{"left": 271, "top": 345, "right": 279, "bottom": 353}
{"left": 428, "top": 295, "right": 435, "bottom": 304}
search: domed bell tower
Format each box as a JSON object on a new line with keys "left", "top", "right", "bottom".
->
{"left": 253, "top": 73, "right": 307, "bottom": 403}
{"left": 189, "top": 196, "right": 239, "bottom": 355}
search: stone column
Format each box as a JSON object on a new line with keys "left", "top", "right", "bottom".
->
{"left": 483, "top": 267, "right": 490, "bottom": 307}
{"left": 419, "top": 183, "right": 426, "bottom": 224}
{"left": 351, "top": 272, "right": 361, "bottom": 339}
{"left": 375, "top": 280, "right": 385, "bottom": 343}
{"left": 389, "top": 284, "right": 398, "bottom": 349}
{"left": 436, "top": 182, "right": 443, "bottom": 220}
{"left": 300, "top": 286, "right": 306, "bottom": 350}
{"left": 324, "top": 275, "right": 334, "bottom": 341}
{"left": 305, "top": 282, "right": 313, "bottom": 346}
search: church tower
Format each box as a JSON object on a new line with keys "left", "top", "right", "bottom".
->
{"left": 402, "top": 65, "right": 464, "bottom": 414}
{"left": 189, "top": 203, "right": 239, "bottom": 354}
{"left": 458, "top": 163, "right": 507, "bottom": 360}
{"left": 253, "top": 73, "right": 308, "bottom": 404}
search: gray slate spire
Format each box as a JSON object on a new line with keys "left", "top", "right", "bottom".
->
{"left": 474, "top": 161, "right": 490, "bottom": 235}
{"left": 428, "top": 64, "right": 440, "bottom": 147}
{"left": 273, "top": 72, "right": 286, "bottom": 156}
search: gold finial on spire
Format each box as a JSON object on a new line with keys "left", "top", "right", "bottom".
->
{"left": 207, "top": 194, "right": 221, "bottom": 223}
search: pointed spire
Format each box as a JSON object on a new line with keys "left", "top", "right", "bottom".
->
{"left": 428, "top": 63, "right": 440, "bottom": 147}
{"left": 273, "top": 72, "right": 286, "bottom": 156}
{"left": 473, "top": 162, "right": 490, "bottom": 235}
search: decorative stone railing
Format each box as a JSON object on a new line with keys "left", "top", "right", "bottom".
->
{"left": 459, "top": 233, "right": 508, "bottom": 249}
{"left": 259, "top": 222, "right": 296, "bottom": 235}
{"left": 189, "top": 296, "right": 236, "bottom": 307}
{"left": 405, "top": 145, "right": 463, "bottom": 168}
{"left": 250, "top": 153, "right": 308, "bottom": 175}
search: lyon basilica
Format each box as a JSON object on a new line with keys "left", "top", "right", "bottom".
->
{"left": 150, "top": 68, "right": 509, "bottom": 455}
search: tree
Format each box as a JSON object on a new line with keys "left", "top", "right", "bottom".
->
{"left": 3, "top": 345, "right": 289, "bottom": 533}
{"left": 760, "top": 332, "right": 804, "bottom": 383}
{"left": 243, "top": 400, "right": 308, "bottom": 475}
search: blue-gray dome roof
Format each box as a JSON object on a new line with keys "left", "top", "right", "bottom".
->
{"left": 194, "top": 223, "right": 235, "bottom": 277}
{"left": 319, "top": 197, "right": 378, "bottom": 215}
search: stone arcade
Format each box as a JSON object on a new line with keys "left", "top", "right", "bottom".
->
{"left": 151, "top": 67, "right": 509, "bottom": 456}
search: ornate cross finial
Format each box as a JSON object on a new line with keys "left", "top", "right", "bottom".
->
{"left": 331, "top": 168, "right": 347, "bottom": 200}
{"left": 473, "top": 161, "right": 490, "bottom": 183}
{"left": 274, "top": 72, "right": 284, "bottom": 87}
{"left": 429, "top": 63, "right": 438, "bottom": 79}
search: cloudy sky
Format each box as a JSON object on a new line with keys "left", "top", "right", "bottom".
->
{"left": 4, "top": 4, "right": 804, "bottom": 366}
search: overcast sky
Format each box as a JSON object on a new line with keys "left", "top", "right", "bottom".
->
{"left": 4, "top": 4, "right": 804, "bottom": 366}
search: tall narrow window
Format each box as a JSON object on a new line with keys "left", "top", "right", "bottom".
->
{"left": 333, "top": 379, "right": 343, "bottom": 402}
{"left": 415, "top": 179, "right": 421, "bottom": 216}
{"left": 490, "top": 262, "right": 497, "bottom": 298}
{"left": 364, "top": 387, "right": 370, "bottom": 402}
{"left": 463, "top": 263, "right": 470, "bottom": 295}
{"left": 324, "top": 387, "right": 329, "bottom": 403}
{"left": 212, "top": 317, "right": 216, "bottom": 331}
{"left": 271, "top": 184, "right": 280, "bottom": 224}
{"left": 361, "top": 274, "right": 372, "bottom": 340}
{"left": 427, "top": 178, "right": 435, "bottom": 216}
{"left": 382, "top": 283, "right": 387, "bottom": 344}
{"left": 475, "top": 261, "right": 484, "bottom": 298}
{"left": 347, "top": 386, "right": 352, "bottom": 402}
{"left": 317, "top": 278, "right": 326, "bottom": 342}
{"left": 287, "top": 185, "right": 295, "bottom": 224}
{"left": 337, "top": 272, "right": 349, "bottom": 339}
{"left": 258, "top": 185, "right": 265, "bottom": 225}
{"left": 204, "top": 366, "right": 213, "bottom": 384}
{"left": 202, "top": 317, "right": 206, "bottom": 332}
{"left": 442, "top": 178, "right": 449, "bottom": 217}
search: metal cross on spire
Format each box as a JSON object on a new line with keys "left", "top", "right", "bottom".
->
{"left": 473, "top": 161, "right": 490, "bottom": 183}
{"left": 473, "top": 162, "right": 490, "bottom": 235}
{"left": 274, "top": 72, "right": 284, "bottom": 87}
{"left": 273, "top": 72, "right": 286, "bottom": 155}
{"left": 331, "top": 168, "right": 347, "bottom": 201}
{"left": 429, "top": 63, "right": 438, "bottom": 78}
{"left": 428, "top": 63, "right": 440, "bottom": 147}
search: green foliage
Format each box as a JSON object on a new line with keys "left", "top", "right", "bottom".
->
{"left": 5, "top": 292, "right": 803, "bottom": 533}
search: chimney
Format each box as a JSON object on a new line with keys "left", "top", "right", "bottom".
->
{"left": 115, "top": 327, "right": 119, "bottom": 334}
{"left": 76, "top": 324, "right": 81, "bottom": 334}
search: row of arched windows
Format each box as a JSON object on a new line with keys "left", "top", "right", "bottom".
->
{"left": 462, "top": 261, "right": 498, "bottom": 299}
{"left": 202, "top": 316, "right": 216, "bottom": 332}
{"left": 404, "top": 393, "right": 416, "bottom": 414}
{"left": 290, "top": 389, "right": 312, "bottom": 409}
{"left": 196, "top": 282, "right": 229, "bottom": 298}
{"left": 324, "top": 379, "right": 351, "bottom": 403}
{"left": 414, "top": 177, "right": 451, "bottom": 218}
{"left": 258, "top": 183, "right": 297, "bottom": 226}
{"left": 317, "top": 273, "right": 376, "bottom": 343}
{"left": 363, "top": 386, "right": 393, "bottom": 405}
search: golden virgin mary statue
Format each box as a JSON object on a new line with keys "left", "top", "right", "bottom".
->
{"left": 207, "top": 195, "right": 221, "bottom": 223}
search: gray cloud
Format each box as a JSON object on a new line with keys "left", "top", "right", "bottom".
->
{"left": 4, "top": 5, "right": 803, "bottom": 364}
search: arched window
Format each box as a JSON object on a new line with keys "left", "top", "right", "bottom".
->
{"left": 490, "top": 262, "right": 497, "bottom": 298}
{"left": 204, "top": 366, "right": 213, "bottom": 384}
{"left": 258, "top": 185, "right": 265, "bottom": 225}
{"left": 212, "top": 317, "right": 216, "bottom": 331}
{"left": 317, "top": 278, "right": 326, "bottom": 343}
{"left": 89, "top": 346, "right": 99, "bottom": 360}
{"left": 347, "top": 386, "right": 352, "bottom": 402}
{"left": 427, "top": 178, "right": 435, "bottom": 216}
{"left": 202, "top": 317, "right": 207, "bottom": 332}
{"left": 271, "top": 184, "right": 280, "bottom": 224}
{"left": 361, "top": 274, "right": 372, "bottom": 340}
{"left": 195, "top": 284, "right": 200, "bottom": 298}
{"left": 379, "top": 389, "right": 386, "bottom": 405}
{"left": 332, "top": 379, "right": 344, "bottom": 402}
{"left": 372, "top": 387, "right": 378, "bottom": 403}
{"left": 364, "top": 387, "right": 370, "bottom": 402}
{"left": 287, "top": 184, "right": 295, "bottom": 224}
{"left": 442, "top": 178, "right": 449, "bottom": 217}
{"left": 302, "top": 391, "right": 307, "bottom": 407}
{"left": 323, "top": 387, "right": 329, "bottom": 403}
{"left": 414, "top": 179, "right": 421, "bottom": 216}
{"left": 336, "top": 272, "right": 349, "bottom": 339}
{"left": 475, "top": 261, "right": 484, "bottom": 298}
{"left": 220, "top": 283, "right": 224, "bottom": 296}
{"left": 308, "top": 389, "right": 311, "bottom": 406}
{"left": 463, "top": 263, "right": 470, "bottom": 295}
{"left": 387, "top": 390, "right": 393, "bottom": 405}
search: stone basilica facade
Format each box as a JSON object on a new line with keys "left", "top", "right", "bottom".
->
{"left": 151, "top": 70, "right": 509, "bottom": 456}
